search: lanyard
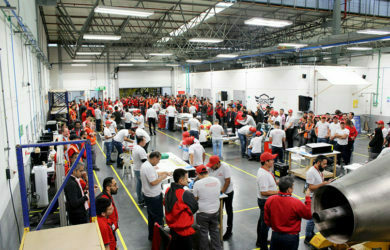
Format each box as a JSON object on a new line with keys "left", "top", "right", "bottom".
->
{"left": 262, "top": 167, "right": 276, "bottom": 183}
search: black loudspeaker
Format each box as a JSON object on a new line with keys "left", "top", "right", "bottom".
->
{"left": 221, "top": 91, "right": 228, "bottom": 101}
{"left": 362, "top": 74, "right": 366, "bottom": 79}
{"left": 302, "top": 74, "right": 307, "bottom": 79}
{"left": 298, "top": 95, "right": 312, "bottom": 111}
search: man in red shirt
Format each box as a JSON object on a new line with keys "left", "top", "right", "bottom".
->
{"left": 96, "top": 198, "right": 116, "bottom": 250}
{"left": 264, "top": 176, "right": 312, "bottom": 250}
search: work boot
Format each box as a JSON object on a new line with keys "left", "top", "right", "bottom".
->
{"left": 223, "top": 231, "right": 232, "bottom": 241}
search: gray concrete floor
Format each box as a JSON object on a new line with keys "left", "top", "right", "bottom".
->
{"left": 93, "top": 129, "right": 370, "bottom": 250}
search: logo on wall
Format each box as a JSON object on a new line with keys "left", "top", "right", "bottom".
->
{"left": 255, "top": 94, "right": 275, "bottom": 110}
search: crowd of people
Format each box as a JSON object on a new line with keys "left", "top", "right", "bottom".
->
{"left": 60, "top": 94, "right": 390, "bottom": 250}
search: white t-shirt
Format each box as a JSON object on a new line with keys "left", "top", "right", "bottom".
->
{"left": 113, "top": 129, "right": 129, "bottom": 143}
{"left": 382, "top": 128, "right": 388, "bottom": 139}
{"left": 132, "top": 145, "right": 147, "bottom": 171}
{"left": 131, "top": 116, "right": 139, "bottom": 128}
{"left": 210, "top": 124, "right": 224, "bottom": 140}
{"left": 103, "top": 127, "right": 112, "bottom": 142}
{"left": 152, "top": 103, "right": 161, "bottom": 111}
{"left": 166, "top": 106, "right": 176, "bottom": 117}
{"left": 336, "top": 128, "right": 350, "bottom": 145}
{"left": 188, "top": 118, "right": 200, "bottom": 131}
{"left": 306, "top": 166, "right": 324, "bottom": 196}
{"left": 239, "top": 115, "right": 256, "bottom": 127}
{"left": 249, "top": 136, "right": 263, "bottom": 154}
{"left": 269, "top": 128, "right": 286, "bottom": 147}
{"left": 189, "top": 106, "right": 197, "bottom": 114}
{"left": 95, "top": 109, "right": 102, "bottom": 120}
{"left": 256, "top": 167, "right": 277, "bottom": 199}
{"left": 135, "top": 128, "right": 150, "bottom": 143}
{"left": 208, "top": 163, "right": 233, "bottom": 194}
{"left": 238, "top": 125, "right": 251, "bottom": 135}
{"left": 189, "top": 143, "right": 205, "bottom": 166}
{"left": 199, "top": 130, "right": 208, "bottom": 143}
{"left": 274, "top": 116, "right": 282, "bottom": 126}
{"left": 140, "top": 161, "right": 161, "bottom": 197}
{"left": 316, "top": 122, "right": 330, "bottom": 138}
{"left": 137, "top": 115, "right": 145, "bottom": 129}
{"left": 146, "top": 108, "right": 157, "bottom": 119}
{"left": 193, "top": 176, "right": 221, "bottom": 214}
{"left": 109, "top": 120, "right": 117, "bottom": 134}
{"left": 329, "top": 122, "right": 341, "bottom": 137}
{"left": 124, "top": 112, "right": 133, "bottom": 123}
{"left": 180, "top": 142, "right": 189, "bottom": 161}
{"left": 285, "top": 115, "right": 296, "bottom": 128}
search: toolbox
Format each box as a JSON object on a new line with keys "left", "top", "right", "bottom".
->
{"left": 273, "top": 162, "right": 289, "bottom": 178}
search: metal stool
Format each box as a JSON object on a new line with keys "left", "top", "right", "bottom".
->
{"left": 120, "top": 152, "right": 133, "bottom": 178}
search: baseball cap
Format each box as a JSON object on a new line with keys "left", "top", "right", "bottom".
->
{"left": 288, "top": 109, "right": 293, "bottom": 113}
{"left": 321, "top": 115, "right": 327, "bottom": 119}
{"left": 333, "top": 116, "right": 338, "bottom": 119}
{"left": 206, "top": 155, "right": 220, "bottom": 167}
{"left": 340, "top": 120, "right": 345, "bottom": 124}
{"left": 376, "top": 120, "right": 384, "bottom": 125}
{"left": 249, "top": 127, "right": 256, "bottom": 133}
{"left": 183, "top": 136, "right": 194, "bottom": 145}
{"left": 182, "top": 131, "right": 190, "bottom": 138}
{"left": 260, "top": 152, "right": 278, "bottom": 162}
{"left": 200, "top": 125, "right": 204, "bottom": 129}
{"left": 105, "top": 120, "right": 112, "bottom": 125}
{"left": 256, "top": 131, "right": 262, "bottom": 136}
{"left": 196, "top": 165, "right": 208, "bottom": 174}
{"left": 206, "top": 125, "right": 211, "bottom": 130}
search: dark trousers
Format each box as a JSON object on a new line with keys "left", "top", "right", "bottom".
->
{"left": 257, "top": 198, "right": 269, "bottom": 250}
{"left": 68, "top": 211, "right": 88, "bottom": 225}
{"left": 125, "top": 122, "right": 131, "bottom": 129}
{"left": 317, "top": 138, "right": 329, "bottom": 143}
{"left": 96, "top": 119, "right": 101, "bottom": 132}
{"left": 335, "top": 143, "right": 348, "bottom": 165}
{"left": 148, "top": 118, "right": 156, "bottom": 134}
{"left": 270, "top": 232, "right": 299, "bottom": 250}
{"left": 189, "top": 130, "right": 199, "bottom": 140}
{"left": 144, "top": 194, "right": 164, "bottom": 240}
{"left": 223, "top": 191, "right": 234, "bottom": 232}
{"left": 346, "top": 140, "right": 355, "bottom": 165}
{"left": 104, "top": 141, "right": 112, "bottom": 164}
{"left": 286, "top": 128, "right": 295, "bottom": 148}
{"left": 271, "top": 146, "right": 284, "bottom": 163}
{"left": 168, "top": 117, "right": 175, "bottom": 131}
{"left": 112, "top": 140, "right": 123, "bottom": 168}
{"left": 169, "top": 230, "right": 192, "bottom": 250}
{"left": 228, "top": 122, "right": 235, "bottom": 134}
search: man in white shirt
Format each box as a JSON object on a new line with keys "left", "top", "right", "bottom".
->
{"left": 109, "top": 115, "right": 118, "bottom": 135}
{"left": 256, "top": 152, "right": 278, "bottom": 249}
{"left": 334, "top": 120, "right": 350, "bottom": 165}
{"left": 146, "top": 107, "right": 158, "bottom": 136}
{"left": 284, "top": 109, "right": 296, "bottom": 148}
{"left": 248, "top": 131, "right": 263, "bottom": 161}
{"left": 166, "top": 104, "right": 177, "bottom": 131}
{"left": 210, "top": 120, "right": 225, "bottom": 159}
{"left": 329, "top": 116, "right": 341, "bottom": 147}
{"left": 193, "top": 165, "right": 222, "bottom": 250}
{"left": 187, "top": 137, "right": 206, "bottom": 167}
{"left": 132, "top": 136, "right": 148, "bottom": 206}
{"left": 135, "top": 127, "right": 151, "bottom": 152}
{"left": 94, "top": 106, "right": 102, "bottom": 132}
{"left": 189, "top": 105, "right": 197, "bottom": 115}
{"left": 140, "top": 151, "right": 169, "bottom": 241}
{"left": 238, "top": 112, "right": 256, "bottom": 127}
{"left": 136, "top": 111, "right": 145, "bottom": 129}
{"left": 188, "top": 114, "right": 201, "bottom": 139}
{"left": 112, "top": 128, "right": 134, "bottom": 168}
{"left": 124, "top": 108, "right": 133, "bottom": 129}
{"left": 237, "top": 125, "right": 257, "bottom": 158}
{"left": 305, "top": 155, "right": 332, "bottom": 243}
{"left": 103, "top": 120, "right": 114, "bottom": 165}
{"left": 315, "top": 116, "right": 330, "bottom": 143}
{"left": 269, "top": 121, "right": 286, "bottom": 163}
{"left": 152, "top": 102, "right": 161, "bottom": 113}
{"left": 206, "top": 156, "right": 234, "bottom": 240}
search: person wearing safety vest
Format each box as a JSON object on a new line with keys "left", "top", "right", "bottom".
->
{"left": 84, "top": 120, "right": 99, "bottom": 171}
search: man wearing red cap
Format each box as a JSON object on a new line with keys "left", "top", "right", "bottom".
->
{"left": 248, "top": 131, "right": 263, "bottom": 161}
{"left": 188, "top": 137, "right": 206, "bottom": 167}
{"left": 315, "top": 115, "right": 330, "bottom": 143}
{"left": 376, "top": 120, "right": 388, "bottom": 141}
{"left": 104, "top": 120, "right": 114, "bottom": 165}
{"left": 207, "top": 155, "right": 234, "bottom": 240}
{"left": 284, "top": 109, "right": 296, "bottom": 148}
{"left": 193, "top": 165, "right": 222, "bottom": 250}
{"left": 256, "top": 152, "right": 278, "bottom": 249}
{"left": 180, "top": 132, "right": 191, "bottom": 163}
{"left": 237, "top": 125, "right": 257, "bottom": 158}
{"left": 269, "top": 121, "right": 286, "bottom": 163}
{"left": 334, "top": 120, "right": 350, "bottom": 165}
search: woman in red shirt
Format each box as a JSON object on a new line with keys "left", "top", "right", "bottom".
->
{"left": 345, "top": 119, "right": 358, "bottom": 165}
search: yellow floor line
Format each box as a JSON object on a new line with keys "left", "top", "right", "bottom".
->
{"left": 223, "top": 206, "right": 259, "bottom": 215}
{"left": 353, "top": 151, "right": 368, "bottom": 157}
{"left": 93, "top": 158, "right": 128, "bottom": 250}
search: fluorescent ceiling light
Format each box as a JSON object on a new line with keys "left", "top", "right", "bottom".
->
{"left": 94, "top": 6, "right": 154, "bottom": 17}
{"left": 48, "top": 43, "right": 58, "bottom": 47}
{"left": 278, "top": 43, "right": 307, "bottom": 48}
{"left": 215, "top": 2, "right": 234, "bottom": 8}
{"left": 323, "top": 57, "right": 331, "bottom": 60}
{"left": 83, "top": 34, "right": 121, "bottom": 40}
{"left": 189, "top": 38, "right": 223, "bottom": 43}
{"left": 149, "top": 53, "right": 173, "bottom": 56}
{"left": 82, "top": 44, "right": 105, "bottom": 48}
{"left": 357, "top": 29, "right": 390, "bottom": 35}
{"left": 216, "top": 54, "right": 238, "bottom": 58}
{"left": 73, "top": 59, "right": 92, "bottom": 62}
{"left": 118, "top": 64, "right": 134, "bottom": 66}
{"left": 186, "top": 59, "right": 203, "bottom": 63}
{"left": 71, "top": 64, "right": 88, "bottom": 67}
{"left": 165, "top": 64, "right": 180, "bottom": 67}
{"left": 130, "top": 59, "right": 149, "bottom": 62}
{"left": 76, "top": 52, "right": 101, "bottom": 55}
{"left": 245, "top": 17, "right": 292, "bottom": 27}
{"left": 346, "top": 47, "right": 372, "bottom": 51}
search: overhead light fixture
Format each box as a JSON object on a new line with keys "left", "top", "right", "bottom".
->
{"left": 48, "top": 43, "right": 58, "bottom": 47}
{"left": 130, "top": 59, "right": 149, "bottom": 62}
{"left": 73, "top": 59, "right": 92, "bottom": 62}
{"left": 189, "top": 38, "right": 223, "bottom": 43}
{"left": 323, "top": 57, "right": 331, "bottom": 60}
{"left": 357, "top": 29, "right": 390, "bottom": 35}
{"left": 165, "top": 64, "right": 180, "bottom": 67}
{"left": 216, "top": 54, "right": 238, "bottom": 58}
{"left": 83, "top": 34, "right": 121, "bottom": 40}
{"left": 118, "top": 64, "right": 134, "bottom": 66}
{"left": 76, "top": 52, "right": 102, "bottom": 55}
{"left": 215, "top": 2, "right": 234, "bottom": 8}
{"left": 244, "top": 17, "right": 292, "bottom": 28}
{"left": 149, "top": 53, "right": 173, "bottom": 56}
{"left": 94, "top": 6, "right": 154, "bottom": 17}
{"left": 186, "top": 59, "right": 203, "bottom": 63}
{"left": 81, "top": 44, "right": 105, "bottom": 48}
{"left": 346, "top": 47, "right": 372, "bottom": 51}
{"left": 278, "top": 43, "right": 307, "bottom": 48}
{"left": 71, "top": 64, "right": 88, "bottom": 67}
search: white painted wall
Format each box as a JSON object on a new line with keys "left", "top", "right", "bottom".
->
{"left": 118, "top": 69, "right": 172, "bottom": 88}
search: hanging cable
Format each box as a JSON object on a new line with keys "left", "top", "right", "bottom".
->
{"left": 9, "top": 178, "right": 21, "bottom": 243}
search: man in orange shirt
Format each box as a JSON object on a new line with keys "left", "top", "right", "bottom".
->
{"left": 85, "top": 120, "right": 99, "bottom": 171}
{"left": 96, "top": 198, "right": 116, "bottom": 250}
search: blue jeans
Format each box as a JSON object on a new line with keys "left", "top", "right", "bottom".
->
{"left": 112, "top": 140, "right": 123, "bottom": 167}
{"left": 212, "top": 139, "right": 223, "bottom": 158}
{"left": 305, "top": 219, "right": 315, "bottom": 239}
{"left": 270, "top": 232, "right": 299, "bottom": 250}
{"left": 317, "top": 138, "right": 329, "bottom": 143}
{"left": 144, "top": 194, "right": 164, "bottom": 240}
{"left": 238, "top": 133, "right": 247, "bottom": 156}
{"left": 104, "top": 141, "right": 112, "bottom": 164}
{"left": 190, "top": 130, "right": 199, "bottom": 140}
{"left": 134, "top": 170, "right": 144, "bottom": 204}
{"left": 271, "top": 146, "right": 284, "bottom": 163}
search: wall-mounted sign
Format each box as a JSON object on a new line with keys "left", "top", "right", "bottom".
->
{"left": 255, "top": 94, "right": 275, "bottom": 110}
{"left": 353, "top": 99, "right": 358, "bottom": 108}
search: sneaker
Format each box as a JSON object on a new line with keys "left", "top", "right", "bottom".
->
{"left": 223, "top": 231, "right": 232, "bottom": 241}
{"left": 137, "top": 202, "right": 145, "bottom": 207}
{"left": 106, "top": 162, "right": 111, "bottom": 166}
{"left": 304, "top": 237, "right": 312, "bottom": 245}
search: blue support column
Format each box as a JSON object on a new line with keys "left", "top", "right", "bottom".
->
{"left": 16, "top": 145, "right": 30, "bottom": 229}
{"left": 85, "top": 142, "right": 96, "bottom": 219}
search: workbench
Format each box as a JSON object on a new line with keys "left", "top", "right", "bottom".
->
{"left": 286, "top": 147, "right": 340, "bottom": 179}
{"left": 156, "top": 152, "right": 195, "bottom": 179}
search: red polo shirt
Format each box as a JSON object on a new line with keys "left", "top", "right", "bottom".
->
{"left": 264, "top": 192, "right": 312, "bottom": 235}
{"left": 97, "top": 215, "right": 116, "bottom": 250}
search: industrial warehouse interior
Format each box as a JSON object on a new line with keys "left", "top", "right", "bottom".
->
{"left": 1, "top": 0, "right": 390, "bottom": 249}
